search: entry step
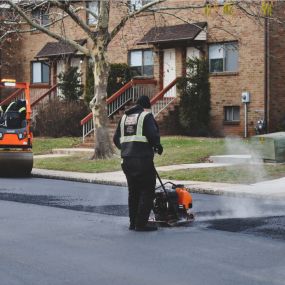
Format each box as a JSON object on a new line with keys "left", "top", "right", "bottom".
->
{"left": 52, "top": 148, "right": 94, "bottom": 155}
{"left": 209, "top": 155, "right": 252, "bottom": 164}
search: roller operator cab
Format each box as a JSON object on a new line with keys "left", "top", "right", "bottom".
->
{"left": 0, "top": 79, "right": 33, "bottom": 176}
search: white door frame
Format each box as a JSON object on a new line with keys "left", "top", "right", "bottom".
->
{"left": 186, "top": 47, "right": 200, "bottom": 60}
{"left": 163, "top": 48, "right": 176, "bottom": 97}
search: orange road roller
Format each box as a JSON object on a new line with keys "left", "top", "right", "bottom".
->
{"left": 0, "top": 79, "right": 33, "bottom": 176}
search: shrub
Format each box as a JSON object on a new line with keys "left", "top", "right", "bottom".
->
{"left": 177, "top": 57, "right": 211, "bottom": 136}
{"left": 58, "top": 66, "right": 83, "bottom": 101}
{"left": 107, "top": 63, "right": 131, "bottom": 97}
{"left": 33, "top": 98, "right": 89, "bottom": 137}
{"left": 84, "top": 63, "right": 131, "bottom": 104}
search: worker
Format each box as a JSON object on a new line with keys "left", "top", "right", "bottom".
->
{"left": 16, "top": 99, "right": 26, "bottom": 122}
{"left": 4, "top": 101, "right": 17, "bottom": 113}
{"left": 3, "top": 100, "right": 26, "bottom": 128}
{"left": 0, "top": 106, "right": 4, "bottom": 126}
{"left": 113, "top": 95, "right": 163, "bottom": 232}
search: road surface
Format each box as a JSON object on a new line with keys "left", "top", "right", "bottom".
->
{"left": 0, "top": 177, "right": 284, "bottom": 285}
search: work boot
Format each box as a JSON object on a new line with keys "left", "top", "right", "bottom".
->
{"left": 135, "top": 224, "right": 158, "bottom": 232}
{"left": 129, "top": 224, "right": 135, "bottom": 231}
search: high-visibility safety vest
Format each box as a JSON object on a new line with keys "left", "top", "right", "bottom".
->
{"left": 4, "top": 101, "right": 25, "bottom": 115}
{"left": 19, "top": 107, "right": 26, "bottom": 114}
{"left": 120, "top": 111, "right": 150, "bottom": 144}
{"left": 5, "top": 101, "right": 16, "bottom": 114}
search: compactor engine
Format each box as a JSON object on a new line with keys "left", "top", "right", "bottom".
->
{"left": 0, "top": 79, "right": 33, "bottom": 176}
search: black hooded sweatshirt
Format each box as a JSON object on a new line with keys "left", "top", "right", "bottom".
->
{"left": 113, "top": 105, "right": 160, "bottom": 158}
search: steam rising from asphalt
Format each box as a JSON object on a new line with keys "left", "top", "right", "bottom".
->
{"left": 225, "top": 137, "right": 266, "bottom": 183}
{"left": 196, "top": 137, "right": 285, "bottom": 221}
{"left": 197, "top": 197, "right": 285, "bottom": 221}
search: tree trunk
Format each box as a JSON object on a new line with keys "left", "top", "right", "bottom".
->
{"left": 90, "top": 55, "right": 114, "bottom": 159}
{"left": 90, "top": 1, "right": 114, "bottom": 159}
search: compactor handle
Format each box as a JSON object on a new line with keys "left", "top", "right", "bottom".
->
{"left": 154, "top": 168, "right": 168, "bottom": 196}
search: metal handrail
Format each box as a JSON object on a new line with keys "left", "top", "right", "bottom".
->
{"left": 0, "top": 84, "right": 59, "bottom": 109}
{"left": 151, "top": 78, "right": 180, "bottom": 117}
{"left": 81, "top": 79, "right": 157, "bottom": 142}
{"left": 81, "top": 78, "right": 179, "bottom": 142}
{"left": 0, "top": 88, "right": 25, "bottom": 106}
{"left": 31, "top": 84, "right": 58, "bottom": 107}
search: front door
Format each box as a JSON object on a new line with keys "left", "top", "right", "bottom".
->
{"left": 163, "top": 48, "right": 176, "bottom": 97}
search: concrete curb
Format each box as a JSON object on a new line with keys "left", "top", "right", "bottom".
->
{"left": 31, "top": 170, "right": 282, "bottom": 199}
{"left": 32, "top": 173, "right": 127, "bottom": 187}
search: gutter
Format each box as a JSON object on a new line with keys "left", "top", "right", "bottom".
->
{"left": 264, "top": 17, "right": 269, "bottom": 133}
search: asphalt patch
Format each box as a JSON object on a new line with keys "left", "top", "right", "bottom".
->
{"left": 1, "top": 192, "right": 285, "bottom": 240}
{"left": 206, "top": 216, "right": 285, "bottom": 241}
{"left": 0, "top": 192, "right": 129, "bottom": 216}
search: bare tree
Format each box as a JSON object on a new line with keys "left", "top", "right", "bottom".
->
{"left": 0, "top": 0, "right": 278, "bottom": 158}
{"left": 0, "top": 0, "right": 169, "bottom": 158}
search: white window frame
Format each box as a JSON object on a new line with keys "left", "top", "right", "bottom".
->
{"left": 207, "top": 0, "right": 225, "bottom": 5}
{"left": 31, "top": 8, "right": 49, "bottom": 26}
{"left": 129, "top": 49, "right": 154, "bottom": 77}
{"left": 87, "top": 1, "right": 99, "bottom": 25}
{"left": 32, "top": 61, "right": 50, "bottom": 84}
{"left": 224, "top": 106, "right": 240, "bottom": 122}
{"left": 129, "top": 0, "right": 153, "bottom": 11}
{"left": 209, "top": 42, "right": 238, "bottom": 73}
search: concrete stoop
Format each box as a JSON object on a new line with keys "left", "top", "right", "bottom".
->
{"left": 52, "top": 148, "right": 94, "bottom": 155}
{"left": 209, "top": 154, "right": 253, "bottom": 164}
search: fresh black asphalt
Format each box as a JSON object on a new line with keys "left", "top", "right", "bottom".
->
{"left": 0, "top": 177, "right": 284, "bottom": 285}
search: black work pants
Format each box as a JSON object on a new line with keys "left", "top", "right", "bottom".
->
{"left": 122, "top": 157, "right": 156, "bottom": 228}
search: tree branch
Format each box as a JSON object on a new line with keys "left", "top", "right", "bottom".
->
{"left": 48, "top": 0, "right": 96, "bottom": 41}
{"left": 2, "top": 0, "right": 91, "bottom": 56}
{"left": 109, "top": 0, "right": 166, "bottom": 42}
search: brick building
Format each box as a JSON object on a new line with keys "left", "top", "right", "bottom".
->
{"left": 2, "top": 0, "right": 285, "bottom": 137}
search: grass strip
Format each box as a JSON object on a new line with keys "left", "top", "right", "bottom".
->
{"left": 33, "top": 137, "right": 81, "bottom": 155}
{"left": 34, "top": 154, "right": 121, "bottom": 173}
{"left": 159, "top": 164, "right": 285, "bottom": 184}
{"left": 33, "top": 136, "right": 226, "bottom": 172}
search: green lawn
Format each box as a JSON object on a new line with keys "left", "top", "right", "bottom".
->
{"left": 159, "top": 164, "right": 285, "bottom": 184}
{"left": 34, "top": 154, "right": 121, "bottom": 172}
{"left": 33, "top": 136, "right": 285, "bottom": 182}
{"left": 34, "top": 136, "right": 225, "bottom": 172}
{"left": 154, "top": 137, "right": 225, "bottom": 166}
{"left": 33, "top": 137, "right": 81, "bottom": 155}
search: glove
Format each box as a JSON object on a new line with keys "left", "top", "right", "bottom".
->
{"left": 154, "top": 144, "right": 163, "bottom": 155}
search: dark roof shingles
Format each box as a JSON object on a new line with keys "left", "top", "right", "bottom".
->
{"left": 138, "top": 22, "right": 207, "bottom": 44}
{"left": 35, "top": 39, "right": 86, "bottom": 58}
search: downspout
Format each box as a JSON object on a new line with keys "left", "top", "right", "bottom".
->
{"left": 264, "top": 17, "right": 269, "bottom": 133}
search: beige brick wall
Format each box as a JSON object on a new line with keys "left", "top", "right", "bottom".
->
{"left": 9, "top": 0, "right": 271, "bottom": 137}
{"left": 108, "top": 1, "right": 266, "bottom": 136}
{"left": 268, "top": 2, "right": 285, "bottom": 132}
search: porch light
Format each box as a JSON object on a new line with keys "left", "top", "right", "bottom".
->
{"left": 0, "top": 79, "right": 16, "bottom": 87}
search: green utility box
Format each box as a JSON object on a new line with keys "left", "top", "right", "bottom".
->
{"left": 250, "top": 132, "right": 285, "bottom": 162}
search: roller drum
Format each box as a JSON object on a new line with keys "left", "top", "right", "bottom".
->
{"left": 0, "top": 150, "right": 33, "bottom": 176}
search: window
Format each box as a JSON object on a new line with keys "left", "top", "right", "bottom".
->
{"left": 209, "top": 42, "right": 238, "bottom": 73}
{"left": 224, "top": 106, "right": 240, "bottom": 122}
{"left": 129, "top": 49, "right": 153, "bottom": 77}
{"left": 32, "top": 62, "right": 50, "bottom": 84}
{"left": 87, "top": 1, "right": 99, "bottom": 25}
{"left": 128, "top": 0, "right": 153, "bottom": 11}
{"left": 207, "top": 0, "right": 225, "bottom": 4}
{"left": 31, "top": 8, "right": 49, "bottom": 26}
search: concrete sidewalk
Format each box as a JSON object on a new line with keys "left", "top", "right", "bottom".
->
{"left": 32, "top": 163, "right": 285, "bottom": 198}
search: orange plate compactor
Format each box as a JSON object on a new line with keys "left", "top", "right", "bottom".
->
{"left": 150, "top": 169, "right": 194, "bottom": 227}
{"left": 0, "top": 79, "right": 33, "bottom": 176}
